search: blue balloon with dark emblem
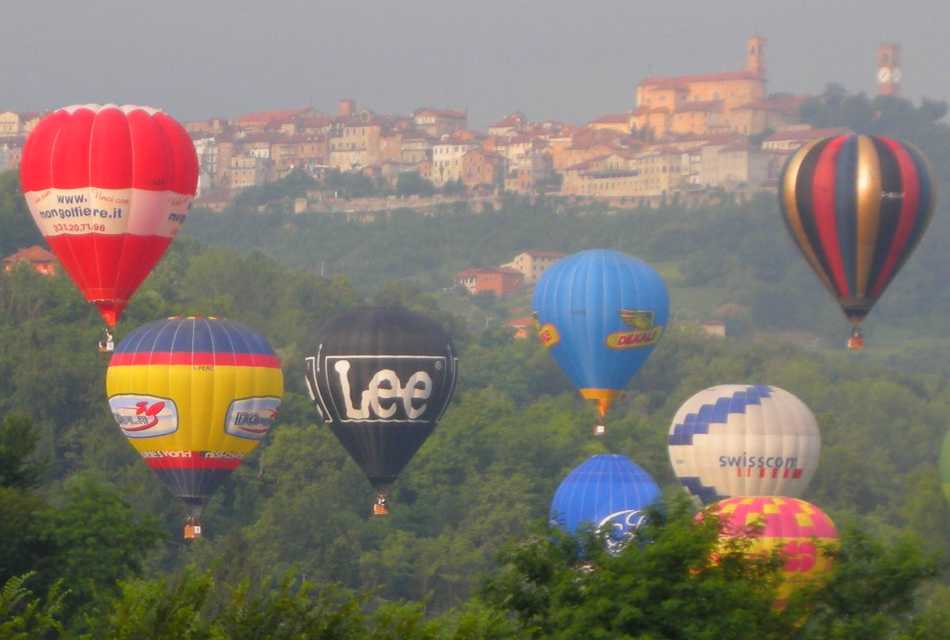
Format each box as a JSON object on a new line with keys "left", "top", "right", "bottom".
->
{"left": 532, "top": 249, "right": 669, "bottom": 426}
{"left": 550, "top": 454, "right": 661, "bottom": 551}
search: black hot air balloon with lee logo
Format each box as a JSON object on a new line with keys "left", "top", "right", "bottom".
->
{"left": 305, "top": 307, "right": 458, "bottom": 516}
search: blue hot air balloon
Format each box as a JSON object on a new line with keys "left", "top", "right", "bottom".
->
{"left": 532, "top": 249, "right": 669, "bottom": 434}
{"left": 550, "top": 454, "right": 661, "bottom": 551}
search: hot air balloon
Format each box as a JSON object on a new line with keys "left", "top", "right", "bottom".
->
{"left": 107, "top": 317, "right": 283, "bottom": 539}
{"left": 941, "top": 430, "right": 950, "bottom": 503}
{"left": 702, "top": 497, "right": 838, "bottom": 607}
{"left": 532, "top": 249, "right": 668, "bottom": 435}
{"left": 20, "top": 105, "right": 198, "bottom": 346}
{"left": 668, "top": 385, "right": 820, "bottom": 504}
{"left": 778, "top": 134, "right": 936, "bottom": 350}
{"left": 550, "top": 454, "right": 660, "bottom": 553}
{"left": 305, "top": 307, "right": 458, "bottom": 516}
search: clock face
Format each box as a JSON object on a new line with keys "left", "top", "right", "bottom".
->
{"left": 892, "top": 68, "right": 903, "bottom": 83}
{"left": 878, "top": 67, "right": 891, "bottom": 83}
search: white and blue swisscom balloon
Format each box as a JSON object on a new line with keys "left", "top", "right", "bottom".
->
{"left": 550, "top": 454, "right": 660, "bottom": 552}
{"left": 667, "top": 385, "right": 820, "bottom": 504}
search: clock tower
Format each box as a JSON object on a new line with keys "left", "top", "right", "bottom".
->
{"left": 877, "top": 43, "right": 901, "bottom": 96}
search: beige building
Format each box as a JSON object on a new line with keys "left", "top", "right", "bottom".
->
{"left": 229, "top": 154, "right": 269, "bottom": 190}
{"left": 488, "top": 112, "right": 527, "bottom": 138}
{"left": 400, "top": 135, "right": 433, "bottom": 165}
{"left": 502, "top": 250, "right": 565, "bottom": 284}
{"left": 328, "top": 121, "right": 382, "bottom": 170}
{"left": 561, "top": 148, "right": 686, "bottom": 199}
{"left": 698, "top": 141, "right": 770, "bottom": 188}
{"left": 588, "top": 114, "right": 631, "bottom": 134}
{"left": 0, "top": 112, "right": 23, "bottom": 137}
{"left": 0, "top": 112, "right": 38, "bottom": 138}
{"left": 413, "top": 108, "right": 467, "bottom": 137}
{"left": 428, "top": 140, "right": 479, "bottom": 186}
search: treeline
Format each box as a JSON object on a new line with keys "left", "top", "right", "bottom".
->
{"left": 1, "top": 229, "right": 949, "bottom": 635}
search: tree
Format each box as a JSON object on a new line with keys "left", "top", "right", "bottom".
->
{"left": 397, "top": 172, "right": 435, "bottom": 197}
{"left": 0, "top": 573, "right": 66, "bottom": 640}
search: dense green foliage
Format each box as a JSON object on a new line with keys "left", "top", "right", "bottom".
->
{"left": 1, "top": 88, "right": 948, "bottom": 636}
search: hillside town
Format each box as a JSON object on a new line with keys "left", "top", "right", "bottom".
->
{"left": 0, "top": 37, "right": 903, "bottom": 211}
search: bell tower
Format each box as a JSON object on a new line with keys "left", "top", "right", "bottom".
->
{"left": 877, "top": 43, "right": 901, "bottom": 96}
{"left": 746, "top": 35, "right": 766, "bottom": 77}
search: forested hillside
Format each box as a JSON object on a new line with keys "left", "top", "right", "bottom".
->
{"left": 2, "top": 88, "right": 950, "bottom": 638}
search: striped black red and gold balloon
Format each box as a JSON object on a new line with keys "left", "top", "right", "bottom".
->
{"left": 779, "top": 134, "right": 936, "bottom": 324}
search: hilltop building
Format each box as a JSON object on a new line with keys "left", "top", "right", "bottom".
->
{"left": 877, "top": 43, "right": 901, "bottom": 96}
{"left": 631, "top": 36, "right": 799, "bottom": 139}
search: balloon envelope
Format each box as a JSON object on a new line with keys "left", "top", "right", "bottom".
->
{"left": 550, "top": 454, "right": 660, "bottom": 550}
{"left": 703, "top": 497, "right": 838, "bottom": 606}
{"left": 305, "top": 307, "right": 458, "bottom": 491}
{"left": 106, "top": 317, "right": 283, "bottom": 517}
{"left": 532, "top": 249, "right": 669, "bottom": 419}
{"left": 778, "top": 134, "right": 936, "bottom": 326}
{"left": 668, "top": 385, "right": 820, "bottom": 504}
{"left": 21, "top": 105, "right": 198, "bottom": 327}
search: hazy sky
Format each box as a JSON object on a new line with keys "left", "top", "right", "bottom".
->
{"left": 1, "top": 0, "right": 944, "bottom": 127}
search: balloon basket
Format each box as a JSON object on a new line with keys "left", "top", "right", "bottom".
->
{"left": 97, "top": 328, "right": 115, "bottom": 353}
{"left": 593, "top": 424, "right": 606, "bottom": 437}
{"left": 372, "top": 491, "right": 390, "bottom": 517}
{"left": 183, "top": 518, "right": 203, "bottom": 540}
{"left": 847, "top": 328, "right": 865, "bottom": 351}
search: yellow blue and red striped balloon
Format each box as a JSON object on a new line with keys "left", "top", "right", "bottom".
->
{"left": 779, "top": 134, "right": 936, "bottom": 328}
{"left": 106, "top": 317, "right": 283, "bottom": 523}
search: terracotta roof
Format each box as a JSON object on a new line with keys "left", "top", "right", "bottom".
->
{"left": 4, "top": 245, "right": 57, "bottom": 264}
{"left": 414, "top": 107, "right": 466, "bottom": 119}
{"left": 490, "top": 112, "right": 526, "bottom": 128}
{"left": 565, "top": 154, "right": 613, "bottom": 172}
{"left": 457, "top": 267, "right": 522, "bottom": 278}
{"left": 640, "top": 69, "right": 763, "bottom": 88}
{"left": 507, "top": 316, "right": 535, "bottom": 328}
{"left": 590, "top": 113, "right": 630, "bottom": 124}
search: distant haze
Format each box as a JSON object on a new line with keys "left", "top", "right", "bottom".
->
{"left": 1, "top": 0, "right": 945, "bottom": 126}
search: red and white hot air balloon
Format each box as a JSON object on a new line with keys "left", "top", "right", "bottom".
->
{"left": 20, "top": 104, "right": 198, "bottom": 330}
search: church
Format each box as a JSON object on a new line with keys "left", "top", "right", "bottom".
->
{"left": 630, "top": 36, "right": 801, "bottom": 139}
